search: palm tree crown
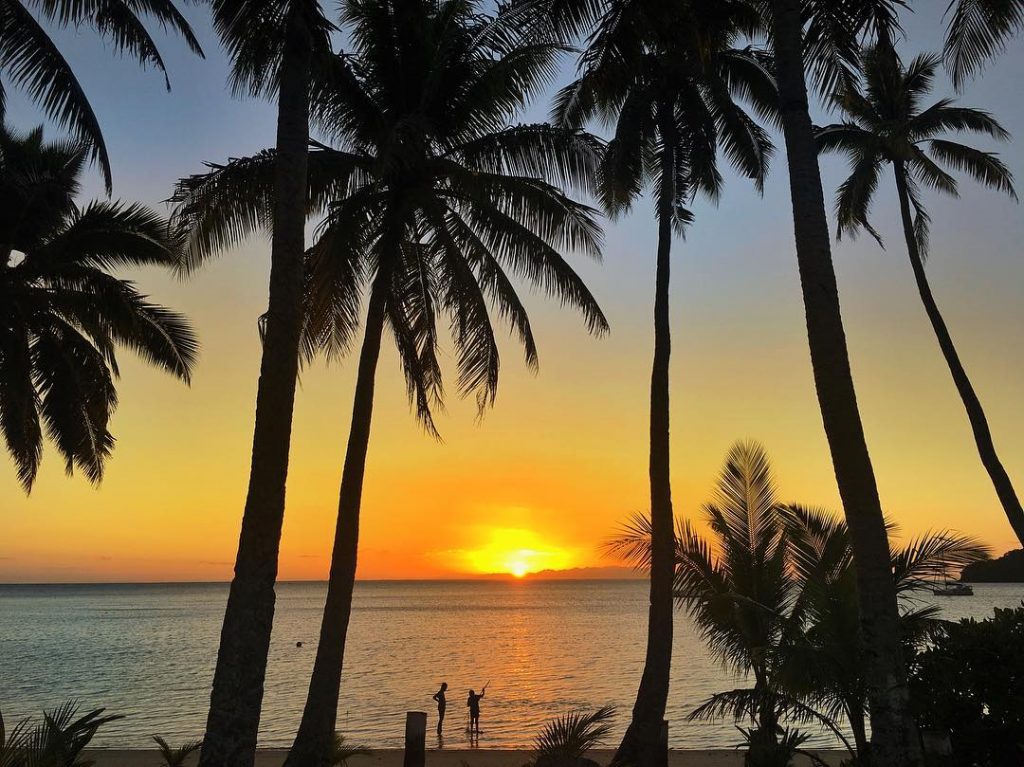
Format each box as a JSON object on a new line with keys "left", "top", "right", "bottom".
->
{"left": 817, "top": 47, "right": 1016, "bottom": 248}
{"left": 175, "top": 0, "right": 609, "bottom": 424}
{"left": 554, "top": 0, "right": 775, "bottom": 220}
{"left": 0, "top": 124, "right": 198, "bottom": 491}
{"left": 608, "top": 441, "right": 989, "bottom": 763}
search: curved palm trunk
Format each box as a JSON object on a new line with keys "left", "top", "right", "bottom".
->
{"left": 199, "top": 15, "right": 312, "bottom": 767}
{"left": 769, "top": 2, "right": 920, "bottom": 765}
{"left": 614, "top": 102, "right": 675, "bottom": 767}
{"left": 848, "top": 703, "right": 869, "bottom": 759}
{"left": 285, "top": 274, "right": 389, "bottom": 767}
{"left": 893, "top": 162, "right": 1024, "bottom": 546}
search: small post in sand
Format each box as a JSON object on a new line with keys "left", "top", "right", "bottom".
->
{"left": 404, "top": 711, "right": 428, "bottom": 767}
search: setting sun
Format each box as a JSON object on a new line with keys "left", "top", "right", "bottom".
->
{"left": 460, "top": 528, "right": 575, "bottom": 577}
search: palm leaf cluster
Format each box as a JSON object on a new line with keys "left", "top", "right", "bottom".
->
{"left": 0, "top": 124, "right": 198, "bottom": 490}
{"left": 152, "top": 736, "right": 202, "bottom": 767}
{"left": 173, "top": 0, "right": 609, "bottom": 430}
{"left": 608, "top": 441, "right": 990, "bottom": 761}
{"left": 0, "top": 701, "right": 121, "bottom": 767}
{"left": 817, "top": 46, "right": 1016, "bottom": 252}
{"left": 531, "top": 706, "right": 615, "bottom": 767}
{"left": 553, "top": 0, "right": 776, "bottom": 225}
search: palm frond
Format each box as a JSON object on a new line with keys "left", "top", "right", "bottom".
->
{"left": 532, "top": 706, "right": 615, "bottom": 766}
{"left": 943, "top": 0, "right": 1024, "bottom": 88}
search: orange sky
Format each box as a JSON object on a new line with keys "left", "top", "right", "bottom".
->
{"left": 1, "top": 10, "right": 1023, "bottom": 583}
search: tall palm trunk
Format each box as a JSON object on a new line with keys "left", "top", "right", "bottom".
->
{"left": 285, "top": 272, "right": 389, "bottom": 767}
{"left": 893, "top": 162, "right": 1024, "bottom": 545}
{"left": 615, "top": 101, "right": 675, "bottom": 767}
{"left": 199, "top": 13, "right": 312, "bottom": 767}
{"left": 769, "top": 1, "right": 920, "bottom": 765}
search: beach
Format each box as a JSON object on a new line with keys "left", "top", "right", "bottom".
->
{"left": 83, "top": 750, "right": 845, "bottom": 767}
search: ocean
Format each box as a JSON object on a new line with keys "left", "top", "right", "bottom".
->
{"left": 0, "top": 580, "right": 1021, "bottom": 750}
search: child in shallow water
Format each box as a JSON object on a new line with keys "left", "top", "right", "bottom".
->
{"left": 466, "top": 682, "right": 487, "bottom": 735}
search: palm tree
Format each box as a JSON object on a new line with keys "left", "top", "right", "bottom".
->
{"left": 0, "top": 124, "right": 198, "bottom": 491}
{"left": 531, "top": 707, "right": 616, "bottom": 767}
{"left": 553, "top": 2, "right": 775, "bottom": 763}
{"left": 816, "top": 48, "right": 1022, "bottom": 547}
{"left": 175, "top": 3, "right": 332, "bottom": 765}
{"left": 944, "top": 0, "right": 1024, "bottom": 88}
{"left": 0, "top": 0, "right": 201, "bottom": 191}
{"left": 608, "top": 443, "right": 806, "bottom": 762}
{"left": 762, "top": 1, "right": 924, "bottom": 762}
{"left": 607, "top": 441, "right": 988, "bottom": 766}
{"left": 175, "top": 1, "right": 609, "bottom": 763}
{"left": 153, "top": 736, "right": 202, "bottom": 767}
{"left": 0, "top": 701, "right": 122, "bottom": 767}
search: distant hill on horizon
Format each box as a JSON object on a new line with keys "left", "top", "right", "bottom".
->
{"left": 961, "top": 549, "right": 1024, "bottom": 582}
{"left": 471, "top": 565, "right": 644, "bottom": 581}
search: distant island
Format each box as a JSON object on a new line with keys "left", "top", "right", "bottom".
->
{"left": 960, "top": 549, "right": 1024, "bottom": 582}
{"left": 472, "top": 566, "right": 644, "bottom": 581}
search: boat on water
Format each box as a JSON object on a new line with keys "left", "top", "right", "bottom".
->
{"left": 932, "top": 582, "right": 974, "bottom": 597}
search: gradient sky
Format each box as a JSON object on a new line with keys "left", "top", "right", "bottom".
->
{"left": 2, "top": 7, "right": 1022, "bottom": 582}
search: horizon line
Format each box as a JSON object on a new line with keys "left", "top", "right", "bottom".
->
{"left": 0, "top": 575, "right": 644, "bottom": 587}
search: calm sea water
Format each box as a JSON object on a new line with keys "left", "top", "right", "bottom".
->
{"left": 1, "top": 580, "right": 1021, "bottom": 750}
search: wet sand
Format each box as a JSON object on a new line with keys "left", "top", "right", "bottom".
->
{"left": 84, "top": 748, "right": 844, "bottom": 767}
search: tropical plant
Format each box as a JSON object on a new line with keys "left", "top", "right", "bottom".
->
{"left": 0, "top": 701, "right": 121, "bottom": 767}
{"left": 174, "top": 0, "right": 608, "bottom": 763}
{"left": 552, "top": 2, "right": 775, "bottom": 763}
{"left": 0, "top": 0, "right": 201, "bottom": 191}
{"left": 531, "top": 707, "right": 615, "bottom": 767}
{"left": 608, "top": 441, "right": 989, "bottom": 766}
{"left": 759, "top": 0, "right": 921, "bottom": 762}
{"left": 153, "top": 736, "right": 202, "bottom": 767}
{"left": 178, "top": 2, "right": 333, "bottom": 764}
{"left": 326, "top": 734, "right": 369, "bottom": 767}
{"left": 816, "top": 46, "right": 1022, "bottom": 548}
{"left": 909, "top": 603, "right": 1024, "bottom": 767}
{"left": 0, "top": 123, "right": 198, "bottom": 491}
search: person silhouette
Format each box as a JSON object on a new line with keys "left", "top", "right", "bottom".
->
{"left": 466, "top": 683, "right": 488, "bottom": 735}
{"left": 432, "top": 682, "right": 448, "bottom": 736}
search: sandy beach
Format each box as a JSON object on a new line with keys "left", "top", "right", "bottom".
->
{"left": 84, "top": 749, "right": 845, "bottom": 767}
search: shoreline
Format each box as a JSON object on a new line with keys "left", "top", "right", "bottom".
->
{"left": 83, "top": 749, "right": 845, "bottom": 766}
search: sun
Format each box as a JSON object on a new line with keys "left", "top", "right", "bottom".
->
{"left": 461, "top": 528, "right": 573, "bottom": 577}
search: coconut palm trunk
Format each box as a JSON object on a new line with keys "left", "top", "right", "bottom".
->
{"left": 893, "top": 161, "right": 1024, "bottom": 544}
{"left": 769, "top": 1, "right": 920, "bottom": 765}
{"left": 616, "top": 102, "right": 675, "bottom": 767}
{"left": 285, "top": 271, "right": 390, "bottom": 767}
{"left": 199, "top": 14, "right": 313, "bottom": 767}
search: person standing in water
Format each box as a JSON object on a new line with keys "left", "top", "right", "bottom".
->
{"left": 432, "top": 682, "right": 448, "bottom": 736}
{"left": 466, "top": 683, "right": 488, "bottom": 735}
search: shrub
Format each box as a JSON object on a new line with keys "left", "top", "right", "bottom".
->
{"left": 909, "top": 604, "right": 1024, "bottom": 766}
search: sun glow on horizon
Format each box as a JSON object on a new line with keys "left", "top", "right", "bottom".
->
{"left": 460, "top": 528, "right": 574, "bottom": 577}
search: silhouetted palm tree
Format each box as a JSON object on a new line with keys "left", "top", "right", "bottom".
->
{"left": 0, "top": 124, "right": 197, "bottom": 491}
{"left": 0, "top": 0, "right": 202, "bottom": 191}
{"left": 816, "top": 47, "right": 1021, "bottom": 548}
{"left": 553, "top": 2, "right": 774, "bottom": 763}
{"left": 763, "top": 1, "right": 923, "bottom": 762}
{"left": 174, "top": 1, "right": 332, "bottom": 765}
{"left": 608, "top": 441, "right": 988, "bottom": 765}
{"left": 944, "top": 0, "right": 1024, "bottom": 88}
{"left": 175, "top": 1, "right": 608, "bottom": 763}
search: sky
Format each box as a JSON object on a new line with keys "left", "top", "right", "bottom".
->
{"left": 1, "top": 6, "right": 1023, "bottom": 582}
